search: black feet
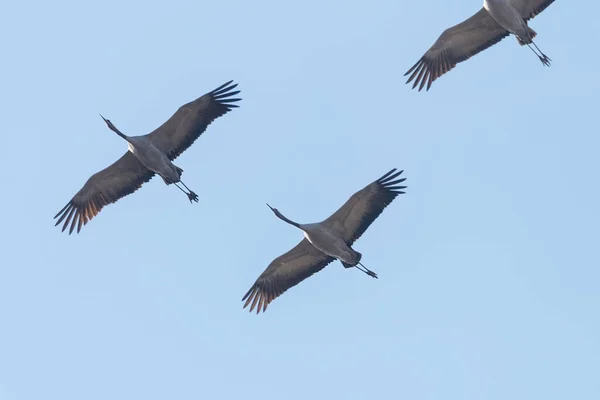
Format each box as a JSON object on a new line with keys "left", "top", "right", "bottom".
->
{"left": 539, "top": 54, "right": 551, "bottom": 67}
{"left": 526, "top": 42, "right": 551, "bottom": 67}
{"left": 187, "top": 191, "right": 199, "bottom": 203}
{"left": 366, "top": 270, "right": 378, "bottom": 279}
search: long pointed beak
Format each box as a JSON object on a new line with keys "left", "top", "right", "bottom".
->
{"left": 99, "top": 113, "right": 108, "bottom": 123}
{"left": 266, "top": 203, "right": 275, "bottom": 212}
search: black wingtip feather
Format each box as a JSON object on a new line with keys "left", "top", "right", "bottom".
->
{"left": 212, "top": 82, "right": 239, "bottom": 96}
{"left": 377, "top": 168, "right": 399, "bottom": 182}
{"left": 404, "top": 57, "right": 422, "bottom": 78}
{"left": 377, "top": 169, "right": 404, "bottom": 184}
{"left": 211, "top": 80, "right": 235, "bottom": 94}
{"left": 215, "top": 90, "right": 240, "bottom": 99}
{"left": 212, "top": 84, "right": 242, "bottom": 109}
{"left": 241, "top": 283, "right": 272, "bottom": 314}
{"left": 375, "top": 169, "right": 407, "bottom": 195}
{"left": 54, "top": 163, "right": 155, "bottom": 235}
{"left": 387, "top": 179, "right": 407, "bottom": 186}
{"left": 241, "top": 286, "right": 254, "bottom": 302}
{"left": 53, "top": 202, "right": 71, "bottom": 220}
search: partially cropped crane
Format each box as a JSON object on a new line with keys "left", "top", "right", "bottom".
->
{"left": 54, "top": 80, "right": 241, "bottom": 234}
{"left": 242, "top": 168, "right": 407, "bottom": 314}
{"left": 405, "top": 0, "right": 556, "bottom": 91}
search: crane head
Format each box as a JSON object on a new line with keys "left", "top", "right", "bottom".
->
{"left": 266, "top": 203, "right": 278, "bottom": 213}
{"left": 266, "top": 203, "right": 299, "bottom": 227}
{"left": 99, "top": 114, "right": 115, "bottom": 129}
{"left": 266, "top": 203, "right": 286, "bottom": 219}
{"left": 99, "top": 114, "right": 126, "bottom": 137}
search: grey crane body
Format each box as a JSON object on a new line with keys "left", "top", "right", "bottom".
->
{"left": 275, "top": 217, "right": 363, "bottom": 269}
{"left": 54, "top": 80, "right": 241, "bottom": 234}
{"left": 104, "top": 118, "right": 186, "bottom": 187}
{"left": 242, "top": 168, "right": 407, "bottom": 314}
{"left": 405, "top": 0, "right": 555, "bottom": 91}
{"left": 129, "top": 137, "right": 181, "bottom": 185}
{"left": 304, "top": 224, "right": 361, "bottom": 267}
{"left": 484, "top": 0, "right": 535, "bottom": 43}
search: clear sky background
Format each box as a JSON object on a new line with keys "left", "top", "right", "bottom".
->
{"left": 1, "top": 1, "right": 598, "bottom": 399}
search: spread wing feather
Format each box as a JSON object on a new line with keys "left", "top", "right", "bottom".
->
{"left": 54, "top": 152, "right": 154, "bottom": 234}
{"left": 147, "top": 80, "right": 241, "bottom": 160}
{"left": 405, "top": 8, "right": 509, "bottom": 91}
{"left": 241, "top": 239, "right": 335, "bottom": 314}
{"left": 323, "top": 169, "right": 407, "bottom": 246}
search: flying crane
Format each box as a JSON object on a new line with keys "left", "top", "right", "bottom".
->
{"left": 54, "top": 80, "right": 241, "bottom": 234}
{"left": 405, "top": 0, "right": 556, "bottom": 91}
{"left": 242, "top": 168, "right": 407, "bottom": 314}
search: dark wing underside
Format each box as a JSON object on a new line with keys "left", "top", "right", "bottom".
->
{"left": 508, "top": 0, "right": 556, "bottom": 21}
{"left": 54, "top": 152, "right": 155, "bottom": 234}
{"left": 146, "top": 80, "right": 241, "bottom": 161}
{"left": 323, "top": 168, "right": 407, "bottom": 246}
{"left": 242, "top": 239, "right": 335, "bottom": 314}
{"left": 405, "top": 7, "right": 509, "bottom": 91}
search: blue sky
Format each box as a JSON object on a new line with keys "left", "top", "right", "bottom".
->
{"left": 1, "top": 1, "right": 598, "bottom": 399}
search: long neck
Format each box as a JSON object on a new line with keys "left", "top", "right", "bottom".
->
{"left": 105, "top": 121, "right": 129, "bottom": 141}
{"left": 110, "top": 126, "right": 128, "bottom": 141}
{"left": 275, "top": 210, "right": 301, "bottom": 228}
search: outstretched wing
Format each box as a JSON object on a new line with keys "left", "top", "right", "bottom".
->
{"left": 508, "top": 0, "right": 555, "bottom": 21}
{"left": 322, "top": 169, "right": 407, "bottom": 246}
{"left": 54, "top": 152, "right": 155, "bottom": 234}
{"left": 147, "top": 80, "right": 241, "bottom": 161}
{"left": 405, "top": 8, "right": 509, "bottom": 91}
{"left": 242, "top": 239, "right": 336, "bottom": 314}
